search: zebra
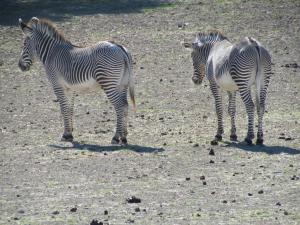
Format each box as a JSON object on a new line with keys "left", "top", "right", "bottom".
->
{"left": 18, "top": 17, "right": 136, "bottom": 145}
{"left": 183, "top": 31, "right": 272, "bottom": 145}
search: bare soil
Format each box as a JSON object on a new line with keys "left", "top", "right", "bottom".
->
{"left": 0, "top": 0, "right": 299, "bottom": 224}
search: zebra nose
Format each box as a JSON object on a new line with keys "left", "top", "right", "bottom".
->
{"left": 192, "top": 76, "right": 202, "bottom": 85}
{"left": 18, "top": 60, "right": 29, "bottom": 71}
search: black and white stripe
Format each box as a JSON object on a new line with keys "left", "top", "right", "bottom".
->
{"left": 184, "top": 31, "right": 272, "bottom": 145}
{"left": 18, "top": 17, "right": 135, "bottom": 145}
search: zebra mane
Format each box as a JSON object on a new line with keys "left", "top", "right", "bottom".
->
{"left": 196, "top": 31, "right": 228, "bottom": 44}
{"left": 29, "top": 19, "right": 70, "bottom": 44}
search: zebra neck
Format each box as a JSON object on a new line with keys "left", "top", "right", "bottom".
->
{"left": 35, "top": 37, "right": 71, "bottom": 64}
{"left": 202, "top": 43, "right": 214, "bottom": 63}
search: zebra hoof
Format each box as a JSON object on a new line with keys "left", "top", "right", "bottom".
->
{"left": 111, "top": 137, "right": 120, "bottom": 145}
{"left": 256, "top": 138, "right": 264, "bottom": 145}
{"left": 244, "top": 138, "right": 253, "bottom": 145}
{"left": 230, "top": 134, "right": 238, "bottom": 142}
{"left": 210, "top": 139, "right": 219, "bottom": 146}
{"left": 215, "top": 134, "right": 222, "bottom": 141}
{"left": 120, "top": 137, "right": 128, "bottom": 146}
{"left": 61, "top": 134, "right": 73, "bottom": 142}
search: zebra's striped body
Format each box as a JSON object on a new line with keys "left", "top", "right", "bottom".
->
{"left": 18, "top": 17, "right": 135, "bottom": 145}
{"left": 184, "top": 31, "right": 272, "bottom": 145}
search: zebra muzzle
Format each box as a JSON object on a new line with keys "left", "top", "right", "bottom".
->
{"left": 18, "top": 61, "right": 30, "bottom": 71}
{"left": 192, "top": 76, "right": 202, "bottom": 85}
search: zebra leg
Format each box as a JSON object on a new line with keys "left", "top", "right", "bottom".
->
{"left": 210, "top": 82, "right": 223, "bottom": 145}
{"left": 228, "top": 91, "right": 237, "bottom": 141}
{"left": 104, "top": 89, "right": 128, "bottom": 145}
{"left": 239, "top": 87, "right": 255, "bottom": 145}
{"left": 53, "top": 87, "right": 74, "bottom": 142}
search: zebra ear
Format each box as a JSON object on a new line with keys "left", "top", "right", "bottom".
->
{"left": 182, "top": 41, "right": 192, "bottom": 49}
{"left": 19, "top": 18, "right": 32, "bottom": 34}
{"left": 31, "top": 17, "right": 39, "bottom": 24}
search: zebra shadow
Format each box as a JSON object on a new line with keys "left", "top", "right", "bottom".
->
{"left": 222, "top": 142, "right": 300, "bottom": 155}
{"left": 49, "top": 141, "right": 165, "bottom": 153}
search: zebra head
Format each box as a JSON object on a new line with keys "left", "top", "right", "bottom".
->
{"left": 183, "top": 40, "right": 206, "bottom": 85}
{"left": 18, "top": 17, "right": 39, "bottom": 71}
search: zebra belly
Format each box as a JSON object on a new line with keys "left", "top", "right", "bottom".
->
{"left": 60, "top": 78, "right": 101, "bottom": 92}
{"left": 216, "top": 72, "right": 238, "bottom": 91}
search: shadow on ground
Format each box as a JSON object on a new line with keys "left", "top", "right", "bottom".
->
{"left": 49, "top": 141, "right": 165, "bottom": 153}
{"left": 222, "top": 142, "right": 300, "bottom": 155}
{"left": 0, "top": 0, "right": 173, "bottom": 26}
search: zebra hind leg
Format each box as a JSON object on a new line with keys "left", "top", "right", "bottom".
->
{"left": 239, "top": 88, "right": 255, "bottom": 145}
{"left": 110, "top": 91, "right": 129, "bottom": 146}
{"left": 228, "top": 91, "right": 238, "bottom": 141}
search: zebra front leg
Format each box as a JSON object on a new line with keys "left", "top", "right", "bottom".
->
{"left": 210, "top": 82, "right": 223, "bottom": 145}
{"left": 53, "top": 87, "right": 74, "bottom": 142}
{"left": 239, "top": 88, "right": 255, "bottom": 145}
{"left": 228, "top": 91, "right": 237, "bottom": 141}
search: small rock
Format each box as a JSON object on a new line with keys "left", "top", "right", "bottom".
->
{"left": 134, "top": 207, "right": 140, "bottom": 212}
{"left": 222, "top": 200, "right": 227, "bottom": 204}
{"left": 284, "top": 210, "right": 289, "bottom": 215}
{"left": 258, "top": 190, "right": 264, "bottom": 194}
{"left": 90, "top": 220, "right": 103, "bottom": 225}
{"left": 70, "top": 207, "right": 77, "bottom": 212}
{"left": 209, "top": 160, "right": 215, "bottom": 164}
{"left": 211, "top": 191, "right": 215, "bottom": 195}
{"left": 200, "top": 175, "right": 205, "bottom": 180}
{"left": 248, "top": 193, "right": 253, "bottom": 196}
{"left": 18, "top": 210, "right": 25, "bottom": 214}
{"left": 193, "top": 143, "right": 199, "bottom": 147}
{"left": 126, "top": 218, "right": 135, "bottom": 223}
{"left": 126, "top": 196, "right": 141, "bottom": 204}
{"left": 52, "top": 211, "right": 59, "bottom": 215}
{"left": 276, "top": 202, "right": 281, "bottom": 206}
{"left": 186, "top": 177, "right": 191, "bottom": 181}
{"left": 203, "top": 181, "right": 207, "bottom": 185}
{"left": 208, "top": 148, "right": 215, "bottom": 156}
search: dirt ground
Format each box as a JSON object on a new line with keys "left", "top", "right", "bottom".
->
{"left": 0, "top": 0, "right": 299, "bottom": 224}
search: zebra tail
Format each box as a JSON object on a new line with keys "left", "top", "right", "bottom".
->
{"left": 119, "top": 45, "right": 136, "bottom": 112}
{"left": 128, "top": 63, "right": 136, "bottom": 112}
{"left": 249, "top": 37, "right": 263, "bottom": 104}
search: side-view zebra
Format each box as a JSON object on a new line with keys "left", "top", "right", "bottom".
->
{"left": 18, "top": 17, "right": 136, "bottom": 145}
{"left": 183, "top": 31, "right": 272, "bottom": 145}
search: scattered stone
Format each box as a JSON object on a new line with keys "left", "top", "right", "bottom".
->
{"left": 209, "top": 160, "right": 215, "bottom": 164}
{"left": 289, "top": 164, "right": 293, "bottom": 167}
{"left": 202, "top": 181, "right": 207, "bottom": 185}
{"left": 282, "top": 63, "right": 299, "bottom": 68}
{"left": 231, "top": 199, "right": 236, "bottom": 203}
{"left": 90, "top": 220, "right": 103, "bottom": 225}
{"left": 276, "top": 202, "right": 281, "bottom": 206}
{"left": 200, "top": 175, "right": 205, "bottom": 180}
{"left": 285, "top": 136, "right": 293, "bottom": 141}
{"left": 208, "top": 148, "right": 215, "bottom": 155}
{"left": 193, "top": 143, "right": 199, "bottom": 147}
{"left": 52, "top": 211, "right": 59, "bottom": 215}
{"left": 134, "top": 207, "right": 140, "bottom": 212}
{"left": 211, "top": 191, "right": 215, "bottom": 195}
{"left": 126, "top": 218, "right": 135, "bottom": 223}
{"left": 126, "top": 196, "right": 141, "bottom": 204}
{"left": 222, "top": 200, "right": 227, "bottom": 204}
{"left": 291, "top": 175, "right": 299, "bottom": 180}
{"left": 18, "top": 210, "right": 25, "bottom": 214}
{"left": 161, "top": 132, "right": 167, "bottom": 136}
{"left": 186, "top": 177, "right": 191, "bottom": 181}
{"left": 86, "top": 111, "right": 90, "bottom": 114}
{"left": 70, "top": 207, "right": 77, "bottom": 212}
{"left": 248, "top": 193, "right": 253, "bottom": 196}
{"left": 258, "top": 190, "right": 264, "bottom": 194}
{"left": 284, "top": 210, "right": 289, "bottom": 215}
